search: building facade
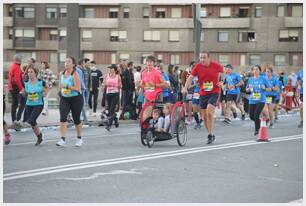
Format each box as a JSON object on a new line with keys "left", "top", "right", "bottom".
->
{"left": 3, "top": 3, "right": 303, "bottom": 76}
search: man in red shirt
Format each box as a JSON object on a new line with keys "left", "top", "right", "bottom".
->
{"left": 8, "top": 54, "right": 25, "bottom": 128}
{"left": 183, "top": 51, "right": 224, "bottom": 144}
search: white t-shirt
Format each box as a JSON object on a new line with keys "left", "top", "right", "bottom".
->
{"left": 150, "top": 117, "right": 164, "bottom": 130}
{"left": 163, "top": 115, "right": 170, "bottom": 132}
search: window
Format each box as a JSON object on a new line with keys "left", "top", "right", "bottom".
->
{"left": 46, "top": 7, "right": 57, "bottom": 19}
{"left": 60, "top": 7, "right": 67, "bottom": 18}
{"left": 123, "top": 7, "right": 130, "bottom": 18}
{"left": 292, "top": 5, "right": 302, "bottom": 17}
{"left": 120, "top": 54, "right": 130, "bottom": 61}
{"left": 169, "top": 30, "right": 179, "bottom": 42}
{"left": 59, "top": 52, "right": 66, "bottom": 63}
{"left": 240, "top": 54, "right": 246, "bottom": 66}
{"left": 23, "top": 29, "right": 35, "bottom": 38}
{"left": 255, "top": 6, "right": 262, "bottom": 17}
{"left": 110, "top": 31, "right": 127, "bottom": 42}
{"left": 156, "top": 8, "right": 166, "bottom": 18}
{"left": 279, "top": 30, "right": 298, "bottom": 42}
{"left": 9, "top": 6, "right": 13, "bottom": 16}
{"left": 219, "top": 55, "right": 229, "bottom": 66}
{"left": 170, "top": 54, "right": 180, "bottom": 64}
{"left": 200, "top": 31, "right": 204, "bottom": 42}
{"left": 200, "top": 7, "right": 207, "bottom": 18}
{"left": 238, "top": 31, "right": 256, "bottom": 42}
{"left": 277, "top": 6, "right": 285, "bottom": 17}
{"left": 144, "top": 30, "right": 160, "bottom": 41}
{"left": 19, "top": 52, "right": 36, "bottom": 63}
{"left": 49, "top": 30, "right": 58, "bottom": 40}
{"left": 83, "top": 52, "right": 94, "bottom": 61}
{"left": 143, "top": 7, "right": 149, "bottom": 18}
{"left": 249, "top": 55, "right": 261, "bottom": 65}
{"left": 109, "top": 8, "right": 118, "bottom": 18}
{"left": 274, "top": 55, "right": 286, "bottom": 66}
{"left": 291, "top": 54, "right": 299, "bottom": 66}
{"left": 82, "top": 30, "right": 92, "bottom": 41}
{"left": 59, "top": 29, "right": 66, "bottom": 40}
{"left": 157, "top": 54, "right": 163, "bottom": 61}
{"left": 50, "top": 52, "right": 58, "bottom": 64}
{"left": 24, "top": 8, "right": 35, "bottom": 18}
{"left": 84, "top": 8, "right": 94, "bottom": 18}
{"left": 218, "top": 32, "right": 229, "bottom": 42}
{"left": 171, "top": 8, "right": 182, "bottom": 18}
{"left": 238, "top": 7, "right": 249, "bottom": 17}
{"left": 9, "top": 29, "right": 13, "bottom": 39}
{"left": 111, "top": 53, "right": 116, "bottom": 64}
{"left": 14, "top": 29, "right": 35, "bottom": 38}
{"left": 15, "top": 7, "right": 35, "bottom": 18}
{"left": 220, "top": 7, "right": 231, "bottom": 17}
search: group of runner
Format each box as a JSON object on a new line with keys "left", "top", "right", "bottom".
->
{"left": 4, "top": 52, "right": 303, "bottom": 147}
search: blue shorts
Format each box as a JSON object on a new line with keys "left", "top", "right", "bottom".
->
{"left": 192, "top": 98, "right": 199, "bottom": 105}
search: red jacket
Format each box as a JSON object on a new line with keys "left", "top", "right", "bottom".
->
{"left": 8, "top": 62, "right": 24, "bottom": 91}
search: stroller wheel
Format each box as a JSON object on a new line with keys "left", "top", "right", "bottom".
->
{"left": 146, "top": 130, "right": 154, "bottom": 148}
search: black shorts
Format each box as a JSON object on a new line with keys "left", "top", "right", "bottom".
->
{"left": 220, "top": 92, "right": 226, "bottom": 102}
{"left": 24, "top": 105, "right": 43, "bottom": 127}
{"left": 200, "top": 93, "right": 219, "bottom": 109}
{"left": 300, "top": 94, "right": 303, "bottom": 102}
{"left": 265, "top": 96, "right": 276, "bottom": 104}
{"left": 60, "top": 94, "right": 83, "bottom": 125}
{"left": 226, "top": 94, "right": 238, "bottom": 103}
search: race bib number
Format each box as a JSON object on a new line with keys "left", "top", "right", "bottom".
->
{"left": 193, "top": 93, "right": 200, "bottom": 99}
{"left": 62, "top": 88, "right": 71, "bottom": 95}
{"left": 145, "top": 87, "right": 155, "bottom": 92}
{"left": 203, "top": 82, "right": 213, "bottom": 91}
{"left": 266, "top": 96, "right": 272, "bottom": 104}
{"left": 28, "top": 93, "right": 38, "bottom": 101}
{"left": 252, "top": 92, "right": 261, "bottom": 100}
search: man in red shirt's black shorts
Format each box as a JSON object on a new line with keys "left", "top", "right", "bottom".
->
{"left": 183, "top": 51, "right": 224, "bottom": 144}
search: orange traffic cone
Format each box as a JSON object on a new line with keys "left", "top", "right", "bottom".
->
{"left": 257, "top": 117, "right": 270, "bottom": 142}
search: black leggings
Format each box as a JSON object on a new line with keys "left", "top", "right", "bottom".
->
{"left": 89, "top": 89, "right": 99, "bottom": 113}
{"left": 24, "top": 105, "right": 43, "bottom": 127}
{"left": 60, "top": 94, "right": 83, "bottom": 125}
{"left": 11, "top": 90, "right": 26, "bottom": 122}
{"left": 249, "top": 103, "right": 265, "bottom": 131}
{"left": 106, "top": 93, "right": 119, "bottom": 126}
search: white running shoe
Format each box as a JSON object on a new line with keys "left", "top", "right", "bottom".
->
{"left": 56, "top": 139, "right": 66, "bottom": 146}
{"left": 75, "top": 138, "right": 83, "bottom": 147}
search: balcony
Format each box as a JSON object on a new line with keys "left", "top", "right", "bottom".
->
{"left": 284, "top": 17, "right": 303, "bottom": 28}
{"left": 201, "top": 18, "right": 250, "bottom": 28}
{"left": 36, "top": 40, "right": 59, "bottom": 50}
{"left": 80, "top": 41, "right": 93, "bottom": 50}
{"left": 14, "top": 39, "right": 35, "bottom": 48}
{"left": 79, "top": 18, "right": 118, "bottom": 28}
{"left": 149, "top": 18, "right": 193, "bottom": 29}
{"left": 3, "top": 17, "right": 13, "bottom": 27}
{"left": 3, "top": 39, "right": 13, "bottom": 49}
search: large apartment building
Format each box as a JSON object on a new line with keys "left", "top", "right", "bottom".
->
{"left": 3, "top": 3, "right": 303, "bottom": 75}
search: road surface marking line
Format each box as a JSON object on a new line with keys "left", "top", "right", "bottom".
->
{"left": 4, "top": 135, "right": 302, "bottom": 181}
{"left": 4, "top": 134, "right": 301, "bottom": 177}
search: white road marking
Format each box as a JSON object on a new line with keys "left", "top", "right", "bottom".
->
{"left": 4, "top": 134, "right": 302, "bottom": 181}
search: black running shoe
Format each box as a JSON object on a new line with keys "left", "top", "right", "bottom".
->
{"left": 241, "top": 114, "right": 245, "bottom": 120}
{"left": 207, "top": 134, "right": 215, "bottom": 144}
{"left": 223, "top": 118, "right": 231, "bottom": 125}
{"left": 233, "top": 112, "right": 237, "bottom": 119}
{"left": 254, "top": 130, "right": 259, "bottom": 136}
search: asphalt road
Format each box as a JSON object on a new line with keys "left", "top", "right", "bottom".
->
{"left": 3, "top": 114, "right": 303, "bottom": 203}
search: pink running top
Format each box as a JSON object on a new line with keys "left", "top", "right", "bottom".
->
{"left": 141, "top": 67, "right": 162, "bottom": 101}
{"left": 106, "top": 74, "right": 119, "bottom": 93}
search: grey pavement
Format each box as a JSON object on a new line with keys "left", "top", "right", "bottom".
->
{"left": 3, "top": 114, "right": 303, "bottom": 203}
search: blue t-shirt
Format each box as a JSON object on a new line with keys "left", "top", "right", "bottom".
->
{"left": 225, "top": 73, "right": 242, "bottom": 95}
{"left": 192, "top": 79, "right": 200, "bottom": 100}
{"left": 275, "top": 79, "right": 283, "bottom": 100}
{"left": 297, "top": 69, "right": 303, "bottom": 94}
{"left": 247, "top": 76, "right": 271, "bottom": 104}
{"left": 265, "top": 76, "right": 278, "bottom": 97}
{"left": 25, "top": 80, "right": 44, "bottom": 106}
{"left": 162, "top": 72, "right": 170, "bottom": 97}
{"left": 60, "top": 74, "right": 80, "bottom": 98}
